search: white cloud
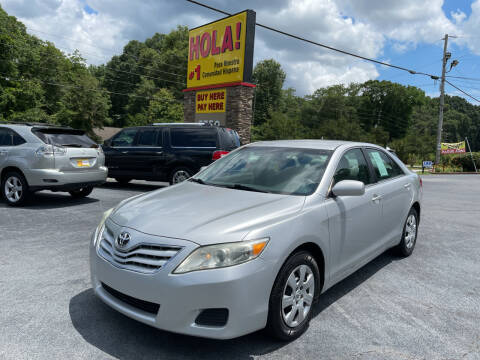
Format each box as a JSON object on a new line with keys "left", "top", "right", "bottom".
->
{"left": 1, "top": 0, "right": 474, "bottom": 95}
{"left": 456, "top": 0, "right": 480, "bottom": 56}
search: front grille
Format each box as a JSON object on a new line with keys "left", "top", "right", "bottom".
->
{"left": 102, "top": 283, "right": 160, "bottom": 315}
{"left": 195, "top": 308, "right": 229, "bottom": 327}
{"left": 98, "top": 226, "right": 182, "bottom": 274}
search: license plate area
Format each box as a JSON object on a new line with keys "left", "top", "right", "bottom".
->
{"left": 77, "top": 159, "right": 90, "bottom": 167}
{"left": 71, "top": 158, "right": 96, "bottom": 168}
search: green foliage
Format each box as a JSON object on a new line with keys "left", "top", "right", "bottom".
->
{"left": 98, "top": 26, "right": 188, "bottom": 127}
{"left": 126, "top": 87, "right": 183, "bottom": 126}
{"left": 0, "top": 5, "right": 111, "bottom": 132}
{"left": 1, "top": 3, "right": 480, "bottom": 168}
{"left": 252, "top": 59, "right": 286, "bottom": 126}
{"left": 450, "top": 153, "right": 480, "bottom": 172}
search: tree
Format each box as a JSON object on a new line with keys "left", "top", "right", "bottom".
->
{"left": 252, "top": 59, "right": 286, "bottom": 125}
{"left": 359, "top": 80, "right": 425, "bottom": 140}
{"left": 98, "top": 26, "right": 188, "bottom": 127}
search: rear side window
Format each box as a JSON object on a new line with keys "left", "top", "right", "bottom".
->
{"left": 0, "top": 128, "right": 12, "bottom": 146}
{"left": 0, "top": 128, "right": 26, "bottom": 146}
{"left": 12, "top": 132, "right": 25, "bottom": 145}
{"left": 219, "top": 128, "right": 241, "bottom": 150}
{"left": 111, "top": 128, "right": 138, "bottom": 147}
{"left": 170, "top": 128, "right": 217, "bottom": 148}
{"left": 366, "top": 149, "right": 404, "bottom": 181}
{"left": 33, "top": 128, "right": 96, "bottom": 148}
{"left": 136, "top": 129, "right": 157, "bottom": 146}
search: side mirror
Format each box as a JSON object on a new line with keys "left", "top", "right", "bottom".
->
{"left": 103, "top": 139, "right": 111, "bottom": 147}
{"left": 332, "top": 180, "right": 365, "bottom": 197}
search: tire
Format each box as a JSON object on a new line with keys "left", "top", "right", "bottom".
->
{"left": 169, "top": 167, "right": 193, "bottom": 185}
{"left": 69, "top": 186, "right": 94, "bottom": 198}
{"left": 114, "top": 177, "right": 131, "bottom": 185}
{"left": 2, "top": 171, "right": 30, "bottom": 206}
{"left": 394, "top": 207, "right": 419, "bottom": 257}
{"left": 266, "top": 250, "right": 320, "bottom": 341}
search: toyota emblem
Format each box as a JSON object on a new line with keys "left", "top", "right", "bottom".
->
{"left": 116, "top": 231, "right": 131, "bottom": 248}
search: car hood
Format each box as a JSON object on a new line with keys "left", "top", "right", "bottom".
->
{"left": 110, "top": 181, "right": 305, "bottom": 245}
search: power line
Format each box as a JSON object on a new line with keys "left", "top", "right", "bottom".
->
{"left": 445, "top": 75, "right": 480, "bottom": 82}
{"left": 0, "top": 38, "right": 186, "bottom": 80}
{"left": 445, "top": 80, "right": 480, "bottom": 103}
{"left": 0, "top": 57, "right": 186, "bottom": 88}
{"left": 185, "top": 0, "right": 437, "bottom": 79}
{"left": 0, "top": 73, "right": 184, "bottom": 104}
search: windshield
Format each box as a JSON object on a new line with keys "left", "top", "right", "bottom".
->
{"left": 32, "top": 128, "right": 96, "bottom": 148}
{"left": 193, "top": 146, "right": 333, "bottom": 196}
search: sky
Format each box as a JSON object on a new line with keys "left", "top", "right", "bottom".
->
{"left": 1, "top": 0, "right": 480, "bottom": 102}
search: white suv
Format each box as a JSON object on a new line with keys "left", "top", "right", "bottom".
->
{"left": 0, "top": 123, "right": 107, "bottom": 206}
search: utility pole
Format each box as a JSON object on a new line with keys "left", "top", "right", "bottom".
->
{"left": 435, "top": 34, "right": 449, "bottom": 166}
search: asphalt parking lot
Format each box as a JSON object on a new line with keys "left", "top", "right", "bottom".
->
{"left": 1, "top": 175, "right": 479, "bottom": 360}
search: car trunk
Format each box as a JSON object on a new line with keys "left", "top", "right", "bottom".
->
{"left": 32, "top": 127, "right": 101, "bottom": 172}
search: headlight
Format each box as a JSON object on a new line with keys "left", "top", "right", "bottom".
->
{"left": 93, "top": 208, "right": 113, "bottom": 247}
{"left": 173, "top": 238, "right": 269, "bottom": 274}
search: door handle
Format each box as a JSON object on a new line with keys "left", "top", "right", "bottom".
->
{"left": 404, "top": 183, "right": 411, "bottom": 189}
{"left": 372, "top": 194, "right": 382, "bottom": 202}
{"left": 0, "top": 151, "right": 7, "bottom": 156}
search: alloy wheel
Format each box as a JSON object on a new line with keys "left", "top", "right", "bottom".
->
{"left": 5, "top": 176, "right": 23, "bottom": 203}
{"left": 172, "top": 170, "right": 190, "bottom": 184}
{"left": 282, "top": 264, "right": 315, "bottom": 328}
{"left": 405, "top": 214, "right": 417, "bottom": 249}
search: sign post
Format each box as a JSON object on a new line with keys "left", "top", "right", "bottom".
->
{"left": 465, "top": 137, "right": 478, "bottom": 173}
{"left": 422, "top": 160, "right": 433, "bottom": 174}
{"left": 183, "top": 10, "right": 256, "bottom": 144}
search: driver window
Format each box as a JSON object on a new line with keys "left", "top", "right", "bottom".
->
{"left": 334, "top": 149, "right": 371, "bottom": 185}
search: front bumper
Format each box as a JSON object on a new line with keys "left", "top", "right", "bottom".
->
{"left": 25, "top": 166, "right": 108, "bottom": 190}
{"left": 89, "top": 230, "right": 273, "bottom": 339}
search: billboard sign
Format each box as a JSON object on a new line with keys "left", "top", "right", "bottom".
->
{"left": 196, "top": 89, "right": 226, "bottom": 113}
{"left": 441, "top": 141, "right": 466, "bottom": 154}
{"left": 187, "top": 10, "right": 256, "bottom": 88}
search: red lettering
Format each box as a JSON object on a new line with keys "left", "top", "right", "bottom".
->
{"left": 200, "top": 32, "right": 211, "bottom": 58}
{"left": 221, "top": 26, "right": 233, "bottom": 53}
{"left": 211, "top": 30, "right": 221, "bottom": 55}
{"left": 189, "top": 36, "right": 200, "bottom": 60}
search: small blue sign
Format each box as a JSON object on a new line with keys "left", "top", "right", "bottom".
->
{"left": 423, "top": 161, "right": 433, "bottom": 168}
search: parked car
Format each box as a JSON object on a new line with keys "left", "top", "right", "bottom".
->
{"left": 102, "top": 123, "right": 241, "bottom": 185}
{"left": 90, "top": 140, "right": 422, "bottom": 340}
{"left": 0, "top": 123, "right": 107, "bottom": 206}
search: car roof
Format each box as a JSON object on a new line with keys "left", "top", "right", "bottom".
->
{"left": 127, "top": 124, "right": 225, "bottom": 129}
{"left": 247, "top": 139, "right": 378, "bottom": 151}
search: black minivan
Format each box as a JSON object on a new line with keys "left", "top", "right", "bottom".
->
{"left": 102, "top": 123, "right": 241, "bottom": 184}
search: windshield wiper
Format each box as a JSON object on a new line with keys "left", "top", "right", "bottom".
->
{"left": 227, "top": 184, "right": 271, "bottom": 193}
{"left": 189, "top": 178, "right": 206, "bottom": 185}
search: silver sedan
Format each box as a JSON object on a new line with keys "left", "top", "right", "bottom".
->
{"left": 89, "top": 140, "right": 422, "bottom": 340}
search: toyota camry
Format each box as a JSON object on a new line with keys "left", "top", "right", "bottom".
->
{"left": 89, "top": 140, "right": 422, "bottom": 340}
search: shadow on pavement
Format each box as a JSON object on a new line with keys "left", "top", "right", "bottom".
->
{"left": 0, "top": 191, "right": 99, "bottom": 209}
{"left": 101, "top": 181, "right": 166, "bottom": 193}
{"left": 69, "top": 251, "right": 400, "bottom": 360}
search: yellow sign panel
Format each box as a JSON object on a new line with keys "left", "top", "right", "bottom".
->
{"left": 196, "top": 89, "right": 226, "bottom": 113}
{"left": 441, "top": 141, "right": 466, "bottom": 154}
{"left": 187, "top": 10, "right": 255, "bottom": 88}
